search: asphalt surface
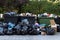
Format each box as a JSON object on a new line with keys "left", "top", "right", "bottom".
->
{"left": 0, "top": 32, "right": 60, "bottom": 40}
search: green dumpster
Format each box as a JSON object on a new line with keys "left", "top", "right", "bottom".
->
{"left": 38, "top": 17, "right": 54, "bottom": 26}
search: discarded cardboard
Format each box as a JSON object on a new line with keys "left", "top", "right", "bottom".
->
{"left": 50, "top": 19, "right": 57, "bottom": 32}
{"left": 41, "top": 32, "right": 46, "bottom": 35}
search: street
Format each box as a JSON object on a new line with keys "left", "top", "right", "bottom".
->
{"left": 0, "top": 32, "right": 60, "bottom": 40}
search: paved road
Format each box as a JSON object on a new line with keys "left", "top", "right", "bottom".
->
{"left": 0, "top": 33, "right": 60, "bottom": 40}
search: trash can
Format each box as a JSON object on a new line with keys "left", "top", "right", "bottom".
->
{"left": 38, "top": 17, "right": 54, "bottom": 26}
{"left": 18, "top": 16, "right": 36, "bottom": 25}
{"left": 3, "top": 14, "right": 18, "bottom": 24}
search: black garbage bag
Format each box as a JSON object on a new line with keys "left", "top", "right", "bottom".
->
{"left": 54, "top": 17, "right": 60, "bottom": 24}
{"left": 46, "top": 28, "right": 55, "bottom": 35}
{"left": 31, "top": 28, "right": 40, "bottom": 35}
{"left": 27, "top": 24, "right": 33, "bottom": 34}
{"left": 3, "top": 23, "right": 8, "bottom": 35}
{"left": 7, "top": 29, "right": 13, "bottom": 35}
{"left": 57, "top": 25, "right": 60, "bottom": 32}
{"left": 0, "top": 22, "right": 4, "bottom": 35}
{"left": 3, "top": 28, "right": 8, "bottom": 35}
{"left": 29, "top": 25, "right": 40, "bottom": 35}
{"left": 3, "top": 12, "right": 16, "bottom": 17}
{"left": 18, "top": 19, "right": 29, "bottom": 35}
{"left": 7, "top": 22, "right": 15, "bottom": 35}
{"left": 3, "top": 23, "right": 8, "bottom": 28}
{"left": 14, "top": 24, "right": 22, "bottom": 35}
{"left": 21, "top": 19, "right": 29, "bottom": 25}
{"left": 0, "top": 27, "right": 4, "bottom": 35}
{"left": 21, "top": 25, "right": 28, "bottom": 35}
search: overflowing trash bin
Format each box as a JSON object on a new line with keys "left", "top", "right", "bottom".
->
{"left": 3, "top": 14, "right": 39, "bottom": 35}
{"left": 18, "top": 16, "right": 36, "bottom": 25}
{"left": 0, "top": 13, "right": 59, "bottom": 35}
{"left": 3, "top": 15, "right": 18, "bottom": 24}
{"left": 17, "top": 16, "right": 36, "bottom": 35}
{"left": 38, "top": 17, "right": 56, "bottom": 35}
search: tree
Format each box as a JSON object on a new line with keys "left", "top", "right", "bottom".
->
{"left": 0, "top": 0, "right": 28, "bottom": 13}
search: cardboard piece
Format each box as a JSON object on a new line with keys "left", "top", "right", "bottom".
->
{"left": 50, "top": 19, "right": 57, "bottom": 32}
{"left": 41, "top": 32, "right": 46, "bottom": 35}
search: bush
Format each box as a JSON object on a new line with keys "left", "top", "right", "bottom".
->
{"left": 21, "top": 1, "right": 60, "bottom": 15}
{"left": 0, "top": 0, "right": 60, "bottom": 15}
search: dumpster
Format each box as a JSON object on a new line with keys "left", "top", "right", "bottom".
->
{"left": 38, "top": 17, "right": 55, "bottom": 35}
{"left": 38, "top": 17, "right": 54, "bottom": 26}
{"left": 3, "top": 14, "right": 18, "bottom": 24}
{"left": 18, "top": 16, "right": 36, "bottom": 25}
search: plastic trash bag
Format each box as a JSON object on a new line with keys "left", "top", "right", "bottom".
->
{"left": 29, "top": 25, "right": 41, "bottom": 35}
{"left": 14, "top": 24, "right": 21, "bottom": 34}
{"left": 7, "top": 22, "right": 15, "bottom": 35}
{"left": 21, "top": 26, "right": 28, "bottom": 35}
{"left": 0, "top": 27, "right": 4, "bottom": 34}
{"left": 21, "top": 19, "right": 29, "bottom": 25}
{"left": 46, "top": 27, "right": 55, "bottom": 35}
{"left": 8, "top": 22, "right": 15, "bottom": 28}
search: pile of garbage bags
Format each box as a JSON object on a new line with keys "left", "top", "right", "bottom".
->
{"left": 0, "top": 21, "right": 56, "bottom": 35}
{"left": 38, "top": 13, "right": 58, "bottom": 18}
{"left": 0, "top": 21, "right": 39, "bottom": 35}
{"left": 0, "top": 13, "right": 59, "bottom": 35}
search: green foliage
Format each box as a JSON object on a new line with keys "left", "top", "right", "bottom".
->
{"left": 21, "top": 1, "right": 42, "bottom": 14}
{"left": 0, "top": 7, "right": 4, "bottom": 13}
{"left": 0, "top": 0, "right": 60, "bottom": 15}
{"left": 21, "top": 1, "right": 60, "bottom": 15}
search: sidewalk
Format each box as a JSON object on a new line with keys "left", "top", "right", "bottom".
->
{"left": 0, "top": 32, "right": 60, "bottom": 40}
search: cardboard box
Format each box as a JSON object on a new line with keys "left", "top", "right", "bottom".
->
{"left": 41, "top": 32, "right": 46, "bottom": 35}
{"left": 50, "top": 19, "right": 57, "bottom": 32}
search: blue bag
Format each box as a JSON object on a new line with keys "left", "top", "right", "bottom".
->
{"left": 0, "top": 27, "right": 3, "bottom": 33}
{"left": 8, "top": 22, "right": 15, "bottom": 30}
